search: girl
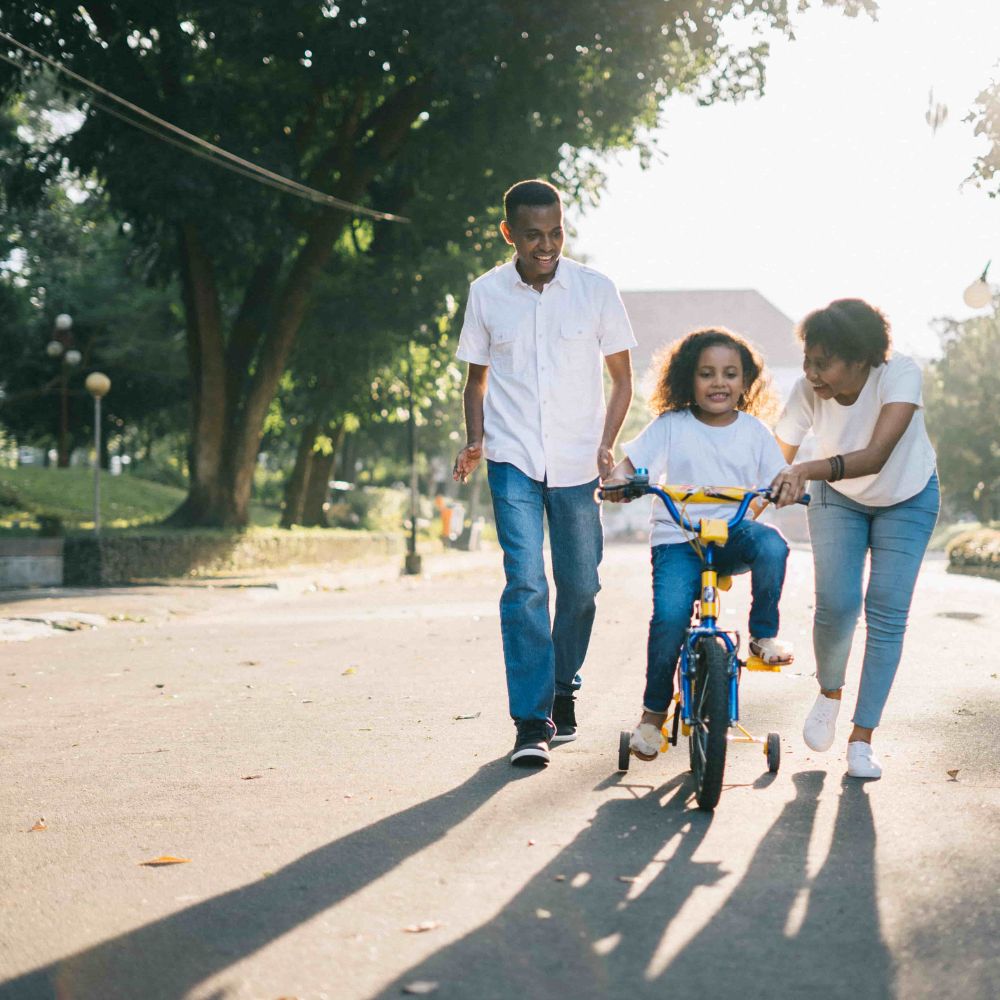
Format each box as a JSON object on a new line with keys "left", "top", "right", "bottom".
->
{"left": 605, "top": 328, "right": 793, "bottom": 761}
{"left": 770, "top": 299, "right": 938, "bottom": 779}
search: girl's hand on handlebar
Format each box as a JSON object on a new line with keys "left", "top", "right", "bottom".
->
{"left": 453, "top": 443, "right": 483, "bottom": 484}
{"left": 599, "top": 478, "right": 632, "bottom": 503}
{"left": 770, "top": 465, "right": 808, "bottom": 508}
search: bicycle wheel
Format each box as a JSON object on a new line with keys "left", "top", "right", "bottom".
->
{"left": 688, "top": 636, "right": 730, "bottom": 811}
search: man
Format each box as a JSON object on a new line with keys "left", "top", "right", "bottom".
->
{"left": 453, "top": 179, "right": 635, "bottom": 766}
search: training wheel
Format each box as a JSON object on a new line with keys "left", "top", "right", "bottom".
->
{"left": 618, "top": 730, "right": 631, "bottom": 772}
{"left": 766, "top": 732, "right": 780, "bottom": 774}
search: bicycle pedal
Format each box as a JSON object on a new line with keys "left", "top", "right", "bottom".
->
{"left": 745, "top": 655, "right": 783, "bottom": 672}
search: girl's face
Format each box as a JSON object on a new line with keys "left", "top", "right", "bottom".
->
{"left": 802, "top": 344, "right": 870, "bottom": 402}
{"left": 692, "top": 345, "right": 745, "bottom": 425}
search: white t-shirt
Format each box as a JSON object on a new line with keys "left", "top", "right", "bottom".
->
{"left": 623, "top": 410, "right": 788, "bottom": 546}
{"left": 774, "top": 353, "right": 937, "bottom": 507}
{"left": 456, "top": 256, "right": 636, "bottom": 487}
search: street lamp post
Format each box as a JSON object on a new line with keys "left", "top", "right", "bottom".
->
{"left": 46, "top": 313, "right": 81, "bottom": 467}
{"left": 85, "top": 372, "right": 111, "bottom": 535}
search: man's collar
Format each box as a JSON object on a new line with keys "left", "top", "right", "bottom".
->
{"left": 507, "top": 255, "right": 572, "bottom": 290}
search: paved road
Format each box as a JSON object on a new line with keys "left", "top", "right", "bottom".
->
{"left": 1, "top": 544, "right": 998, "bottom": 1000}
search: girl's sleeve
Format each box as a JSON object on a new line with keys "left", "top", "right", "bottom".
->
{"left": 756, "top": 422, "right": 788, "bottom": 485}
{"left": 773, "top": 377, "right": 814, "bottom": 446}
{"left": 879, "top": 356, "right": 924, "bottom": 407}
{"left": 623, "top": 415, "right": 669, "bottom": 482}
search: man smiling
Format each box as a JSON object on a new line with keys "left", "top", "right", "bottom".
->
{"left": 453, "top": 179, "right": 636, "bottom": 766}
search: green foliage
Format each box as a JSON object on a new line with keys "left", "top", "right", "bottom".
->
{"left": 0, "top": 465, "right": 279, "bottom": 530}
{"left": 924, "top": 303, "right": 1000, "bottom": 519}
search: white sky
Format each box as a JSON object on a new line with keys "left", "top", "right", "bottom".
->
{"left": 568, "top": 0, "right": 1000, "bottom": 357}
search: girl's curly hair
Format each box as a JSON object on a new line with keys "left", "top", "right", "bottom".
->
{"left": 648, "top": 327, "right": 777, "bottom": 422}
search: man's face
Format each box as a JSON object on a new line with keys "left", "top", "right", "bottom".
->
{"left": 500, "top": 202, "right": 564, "bottom": 285}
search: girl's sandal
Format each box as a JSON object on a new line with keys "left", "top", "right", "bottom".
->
{"left": 629, "top": 708, "right": 669, "bottom": 761}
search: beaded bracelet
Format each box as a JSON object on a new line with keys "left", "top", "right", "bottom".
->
{"left": 828, "top": 454, "right": 845, "bottom": 481}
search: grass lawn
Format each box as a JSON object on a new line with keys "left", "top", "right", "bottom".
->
{"left": 0, "top": 466, "right": 281, "bottom": 532}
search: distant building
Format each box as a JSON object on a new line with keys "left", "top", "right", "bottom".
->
{"left": 621, "top": 289, "right": 802, "bottom": 399}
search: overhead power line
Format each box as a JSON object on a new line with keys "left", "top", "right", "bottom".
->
{"left": 0, "top": 28, "right": 409, "bottom": 222}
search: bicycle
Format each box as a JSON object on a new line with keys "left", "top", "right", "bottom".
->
{"left": 598, "top": 470, "right": 809, "bottom": 811}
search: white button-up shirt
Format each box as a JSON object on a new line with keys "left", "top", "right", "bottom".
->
{"left": 456, "top": 256, "right": 636, "bottom": 487}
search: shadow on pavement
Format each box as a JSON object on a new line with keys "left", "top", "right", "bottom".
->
{"left": 0, "top": 757, "right": 521, "bottom": 1000}
{"left": 375, "top": 770, "right": 895, "bottom": 999}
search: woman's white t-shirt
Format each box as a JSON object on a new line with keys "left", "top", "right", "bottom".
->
{"left": 623, "top": 410, "right": 787, "bottom": 546}
{"left": 774, "top": 353, "right": 937, "bottom": 507}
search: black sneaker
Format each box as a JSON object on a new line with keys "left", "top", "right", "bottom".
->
{"left": 551, "top": 694, "right": 577, "bottom": 744}
{"left": 510, "top": 720, "right": 551, "bottom": 767}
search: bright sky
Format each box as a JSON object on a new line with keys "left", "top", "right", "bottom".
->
{"left": 569, "top": 0, "right": 1000, "bottom": 357}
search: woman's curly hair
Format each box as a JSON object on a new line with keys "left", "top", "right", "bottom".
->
{"left": 795, "top": 298, "right": 891, "bottom": 367}
{"left": 648, "top": 327, "right": 777, "bottom": 422}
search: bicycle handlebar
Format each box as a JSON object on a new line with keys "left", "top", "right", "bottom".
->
{"left": 596, "top": 472, "right": 809, "bottom": 535}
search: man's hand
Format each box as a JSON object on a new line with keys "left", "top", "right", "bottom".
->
{"left": 453, "top": 442, "right": 483, "bottom": 484}
{"left": 769, "top": 465, "right": 808, "bottom": 508}
{"left": 597, "top": 445, "right": 616, "bottom": 481}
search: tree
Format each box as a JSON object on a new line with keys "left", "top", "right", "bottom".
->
{"left": 924, "top": 302, "right": 1000, "bottom": 521}
{"left": 0, "top": 1, "right": 875, "bottom": 526}
{"left": 968, "top": 78, "right": 1000, "bottom": 194}
{"left": 0, "top": 187, "right": 187, "bottom": 466}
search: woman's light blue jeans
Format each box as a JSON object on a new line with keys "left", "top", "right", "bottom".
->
{"left": 487, "top": 461, "right": 603, "bottom": 724}
{"left": 645, "top": 520, "right": 789, "bottom": 713}
{"left": 808, "top": 474, "right": 939, "bottom": 729}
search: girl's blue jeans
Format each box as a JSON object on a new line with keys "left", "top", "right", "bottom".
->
{"left": 807, "top": 473, "right": 939, "bottom": 729}
{"left": 487, "top": 461, "right": 603, "bottom": 724}
{"left": 644, "top": 520, "right": 789, "bottom": 713}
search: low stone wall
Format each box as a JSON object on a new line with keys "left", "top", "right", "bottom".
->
{"left": 52, "top": 529, "right": 403, "bottom": 586}
{"left": 0, "top": 538, "right": 64, "bottom": 588}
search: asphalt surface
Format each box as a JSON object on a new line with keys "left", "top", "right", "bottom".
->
{"left": 1, "top": 543, "right": 998, "bottom": 1000}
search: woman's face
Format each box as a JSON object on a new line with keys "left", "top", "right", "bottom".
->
{"left": 802, "top": 344, "right": 869, "bottom": 402}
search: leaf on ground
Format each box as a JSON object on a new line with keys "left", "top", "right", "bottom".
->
{"left": 535, "top": 908, "right": 552, "bottom": 919}
{"left": 946, "top": 769, "right": 961, "bottom": 780}
{"left": 527, "top": 839, "right": 536, "bottom": 846}
{"left": 403, "top": 920, "right": 442, "bottom": 933}
{"left": 28, "top": 818, "right": 46, "bottom": 832}
{"left": 341, "top": 667, "right": 357, "bottom": 676}
{"left": 242, "top": 775, "right": 262, "bottom": 781}
{"left": 402, "top": 983, "right": 439, "bottom": 996}
{"left": 453, "top": 712, "right": 481, "bottom": 720}
{"left": 617, "top": 876, "right": 638, "bottom": 883}
{"left": 240, "top": 660, "right": 260, "bottom": 666}
{"left": 139, "top": 855, "right": 191, "bottom": 867}
{"left": 553, "top": 874, "right": 567, "bottom": 882}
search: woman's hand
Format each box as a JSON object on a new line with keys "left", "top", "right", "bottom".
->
{"left": 770, "top": 465, "right": 808, "bottom": 508}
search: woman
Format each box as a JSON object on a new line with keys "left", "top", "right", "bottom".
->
{"left": 770, "top": 299, "right": 938, "bottom": 779}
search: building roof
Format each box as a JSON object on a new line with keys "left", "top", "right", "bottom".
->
{"left": 621, "top": 289, "right": 801, "bottom": 387}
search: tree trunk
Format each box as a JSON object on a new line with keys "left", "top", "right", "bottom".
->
{"left": 301, "top": 424, "right": 345, "bottom": 527}
{"left": 281, "top": 418, "right": 321, "bottom": 528}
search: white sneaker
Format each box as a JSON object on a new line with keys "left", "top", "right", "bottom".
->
{"left": 847, "top": 741, "right": 882, "bottom": 779}
{"left": 803, "top": 693, "right": 840, "bottom": 751}
{"left": 750, "top": 636, "right": 794, "bottom": 664}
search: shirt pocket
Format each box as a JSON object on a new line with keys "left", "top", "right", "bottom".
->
{"left": 560, "top": 319, "right": 599, "bottom": 371}
{"left": 490, "top": 327, "right": 524, "bottom": 377}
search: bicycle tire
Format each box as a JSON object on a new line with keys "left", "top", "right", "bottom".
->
{"left": 688, "top": 636, "right": 730, "bottom": 811}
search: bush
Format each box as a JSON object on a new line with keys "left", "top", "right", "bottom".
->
{"left": 330, "top": 486, "right": 417, "bottom": 532}
{"left": 946, "top": 527, "right": 1000, "bottom": 579}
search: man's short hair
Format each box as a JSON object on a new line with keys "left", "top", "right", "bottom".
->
{"left": 503, "top": 179, "right": 561, "bottom": 224}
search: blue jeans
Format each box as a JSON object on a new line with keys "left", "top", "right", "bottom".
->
{"left": 487, "top": 461, "right": 603, "bottom": 724}
{"left": 645, "top": 520, "right": 789, "bottom": 712}
{"left": 808, "top": 474, "right": 939, "bottom": 729}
